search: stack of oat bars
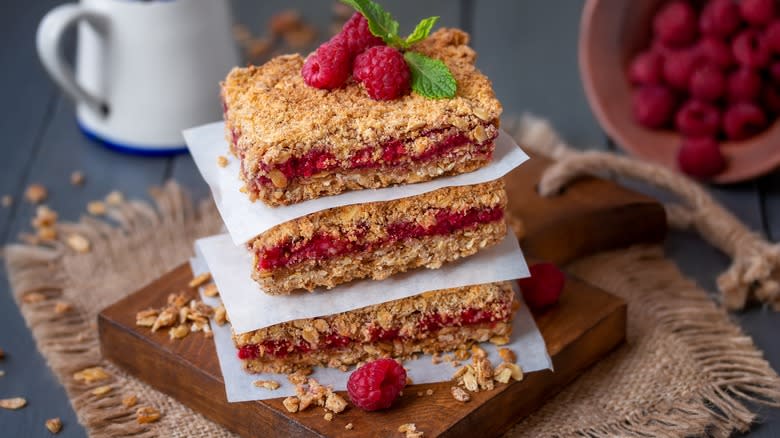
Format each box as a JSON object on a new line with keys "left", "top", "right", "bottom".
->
{"left": 187, "top": 26, "right": 535, "bottom": 381}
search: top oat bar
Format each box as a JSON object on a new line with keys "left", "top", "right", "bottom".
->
{"left": 221, "top": 28, "right": 503, "bottom": 206}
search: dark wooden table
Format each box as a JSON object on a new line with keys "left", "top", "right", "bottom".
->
{"left": 1, "top": 1, "right": 778, "bottom": 437}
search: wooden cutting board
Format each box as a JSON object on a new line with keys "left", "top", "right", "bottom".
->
{"left": 98, "top": 153, "right": 666, "bottom": 437}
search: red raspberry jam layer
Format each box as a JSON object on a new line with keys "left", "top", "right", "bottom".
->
{"left": 257, "top": 204, "right": 504, "bottom": 271}
{"left": 252, "top": 124, "right": 498, "bottom": 187}
{"left": 237, "top": 302, "right": 511, "bottom": 360}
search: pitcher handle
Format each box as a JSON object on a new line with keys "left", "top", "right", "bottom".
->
{"left": 36, "top": 4, "right": 109, "bottom": 116}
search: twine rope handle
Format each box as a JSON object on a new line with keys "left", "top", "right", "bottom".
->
{"left": 508, "top": 115, "right": 780, "bottom": 311}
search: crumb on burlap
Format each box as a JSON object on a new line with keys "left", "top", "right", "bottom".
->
{"left": 87, "top": 201, "right": 106, "bottom": 216}
{"left": 73, "top": 367, "right": 110, "bottom": 383}
{"left": 65, "top": 234, "right": 91, "bottom": 253}
{"left": 105, "top": 190, "right": 124, "bottom": 206}
{"left": 136, "top": 406, "right": 161, "bottom": 424}
{"left": 91, "top": 385, "right": 113, "bottom": 397}
{"left": 122, "top": 394, "right": 138, "bottom": 408}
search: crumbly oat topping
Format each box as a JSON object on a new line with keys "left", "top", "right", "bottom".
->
{"left": 136, "top": 406, "right": 161, "bottom": 424}
{"left": 73, "top": 367, "right": 110, "bottom": 383}
{"left": 25, "top": 184, "right": 47, "bottom": 204}
{"left": 45, "top": 417, "right": 63, "bottom": 434}
{"left": 325, "top": 392, "right": 348, "bottom": 413}
{"left": 222, "top": 28, "right": 501, "bottom": 174}
{"left": 253, "top": 379, "right": 281, "bottom": 390}
{"left": 0, "top": 397, "right": 26, "bottom": 410}
{"left": 70, "top": 171, "right": 85, "bottom": 186}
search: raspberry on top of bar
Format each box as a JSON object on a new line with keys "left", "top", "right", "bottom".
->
{"left": 222, "top": 28, "right": 503, "bottom": 206}
{"left": 233, "top": 281, "right": 517, "bottom": 374}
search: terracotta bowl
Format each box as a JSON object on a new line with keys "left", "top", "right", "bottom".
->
{"left": 579, "top": 0, "right": 780, "bottom": 183}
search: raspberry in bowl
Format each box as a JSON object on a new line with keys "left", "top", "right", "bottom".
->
{"left": 580, "top": 0, "right": 780, "bottom": 182}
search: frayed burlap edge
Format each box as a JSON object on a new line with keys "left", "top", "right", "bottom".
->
{"left": 4, "top": 182, "right": 232, "bottom": 438}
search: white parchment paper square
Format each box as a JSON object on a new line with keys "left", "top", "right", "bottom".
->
{"left": 184, "top": 122, "right": 530, "bottom": 245}
{"left": 190, "top": 255, "right": 552, "bottom": 403}
{"left": 196, "top": 232, "right": 530, "bottom": 334}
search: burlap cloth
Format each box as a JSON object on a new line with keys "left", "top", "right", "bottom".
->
{"left": 5, "top": 116, "right": 780, "bottom": 437}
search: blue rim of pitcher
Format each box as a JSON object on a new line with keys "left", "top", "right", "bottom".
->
{"left": 78, "top": 122, "right": 188, "bottom": 157}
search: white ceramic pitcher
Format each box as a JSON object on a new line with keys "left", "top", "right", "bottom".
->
{"left": 37, "top": 0, "right": 239, "bottom": 155}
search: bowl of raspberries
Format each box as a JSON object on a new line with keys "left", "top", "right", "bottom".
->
{"left": 580, "top": 0, "right": 780, "bottom": 182}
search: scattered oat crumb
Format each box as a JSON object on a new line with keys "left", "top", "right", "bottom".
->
{"left": 417, "top": 391, "right": 423, "bottom": 397}
{"left": 498, "top": 348, "right": 516, "bottom": 364}
{"left": 45, "top": 417, "right": 62, "bottom": 434}
{"left": 269, "top": 9, "right": 301, "bottom": 35}
{"left": 168, "top": 324, "right": 189, "bottom": 340}
{"left": 324, "top": 392, "right": 347, "bottom": 413}
{"left": 189, "top": 272, "right": 212, "bottom": 288}
{"left": 247, "top": 37, "right": 273, "bottom": 60}
{"left": 65, "top": 234, "right": 91, "bottom": 253}
{"left": 345, "top": 423, "right": 353, "bottom": 430}
{"left": 213, "top": 304, "right": 228, "bottom": 326}
{"left": 73, "top": 366, "right": 110, "bottom": 383}
{"left": 91, "top": 385, "right": 113, "bottom": 396}
{"left": 203, "top": 283, "right": 219, "bottom": 297}
{"left": 217, "top": 155, "right": 229, "bottom": 167}
{"left": 495, "top": 362, "right": 524, "bottom": 383}
{"left": 2, "top": 195, "right": 12, "bottom": 207}
{"left": 25, "top": 184, "right": 47, "bottom": 204}
{"left": 324, "top": 412, "right": 333, "bottom": 421}
{"left": 253, "top": 379, "right": 281, "bottom": 390}
{"left": 451, "top": 386, "right": 470, "bottom": 402}
{"left": 23, "top": 292, "right": 47, "bottom": 304}
{"left": 136, "top": 406, "right": 161, "bottom": 424}
{"left": 287, "top": 369, "right": 312, "bottom": 385}
{"left": 32, "top": 205, "right": 58, "bottom": 229}
{"left": 0, "top": 370, "right": 5, "bottom": 377}
{"left": 398, "top": 423, "right": 424, "bottom": 438}
{"left": 105, "top": 190, "right": 124, "bottom": 206}
{"left": 87, "top": 201, "right": 106, "bottom": 216}
{"left": 0, "top": 397, "right": 27, "bottom": 410}
{"left": 70, "top": 171, "right": 85, "bottom": 186}
{"left": 122, "top": 394, "right": 138, "bottom": 408}
{"left": 425, "top": 389, "right": 434, "bottom": 396}
{"left": 282, "top": 396, "right": 299, "bottom": 413}
{"left": 54, "top": 302, "right": 73, "bottom": 314}
{"left": 489, "top": 335, "right": 510, "bottom": 346}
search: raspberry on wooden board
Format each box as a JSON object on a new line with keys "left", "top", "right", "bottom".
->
{"left": 347, "top": 358, "right": 407, "bottom": 411}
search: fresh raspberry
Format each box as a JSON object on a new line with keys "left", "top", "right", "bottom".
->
{"left": 732, "top": 29, "right": 771, "bottom": 69}
{"left": 301, "top": 40, "right": 351, "bottom": 89}
{"left": 696, "top": 36, "right": 734, "bottom": 69}
{"left": 723, "top": 102, "right": 768, "bottom": 140}
{"left": 740, "top": 0, "right": 775, "bottom": 26}
{"left": 347, "top": 358, "right": 407, "bottom": 411}
{"left": 517, "top": 262, "right": 566, "bottom": 310}
{"left": 765, "top": 20, "right": 780, "bottom": 54}
{"left": 353, "top": 46, "right": 411, "bottom": 100}
{"left": 675, "top": 99, "right": 721, "bottom": 137}
{"left": 763, "top": 83, "right": 780, "bottom": 113}
{"left": 653, "top": 1, "right": 698, "bottom": 47}
{"left": 663, "top": 48, "right": 701, "bottom": 90}
{"left": 700, "top": 0, "right": 742, "bottom": 39}
{"left": 689, "top": 64, "right": 726, "bottom": 101}
{"left": 628, "top": 50, "right": 665, "bottom": 85}
{"left": 336, "top": 12, "right": 384, "bottom": 57}
{"left": 632, "top": 85, "right": 677, "bottom": 129}
{"left": 677, "top": 137, "right": 726, "bottom": 179}
{"left": 727, "top": 68, "right": 763, "bottom": 102}
{"left": 769, "top": 61, "right": 780, "bottom": 83}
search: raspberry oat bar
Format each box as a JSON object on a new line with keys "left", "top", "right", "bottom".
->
{"left": 233, "top": 281, "right": 517, "bottom": 374}
{"left": 222, "top": 28, "right": 502, "bottom": 206}
{"left": 251, "top": 180, "right": 507, "bottom": 294}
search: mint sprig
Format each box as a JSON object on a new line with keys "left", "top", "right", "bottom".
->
{"left": 341, "top": 0, "right": 457, "bottom": 99}
{"left": 404, "top": 52, "right": 457, "bottom": 99}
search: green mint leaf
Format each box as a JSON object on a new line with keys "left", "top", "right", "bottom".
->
{"left": 404, "top": 16, "right": 439, "bottom": 47}
{"left": 403, "top": 51, "right": 457, "bottom": 99}
{"left": 341, "top": 0, "right": 402, "bottom": 46}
